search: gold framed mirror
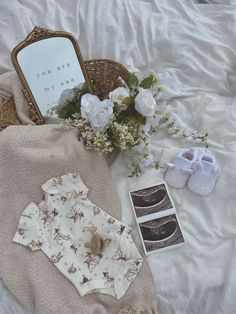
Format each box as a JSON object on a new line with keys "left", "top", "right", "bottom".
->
{"left": 11, "top": 26, "right": 93, "bottom": 124}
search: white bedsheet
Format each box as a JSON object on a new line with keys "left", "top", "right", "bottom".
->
{"left": 1, "top": 1, "right": 236, "bottom": 313}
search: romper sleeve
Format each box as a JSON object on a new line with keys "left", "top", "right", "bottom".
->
{"left": 13, "top": 202, "right": 44, "bottom": 251}
{"left": 41, "top": 172, "right": 89, "bottom": 199}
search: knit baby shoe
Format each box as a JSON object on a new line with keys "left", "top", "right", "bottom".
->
{"left": 187, "top": 151, "right": 220, "bottom": 196}
{"left": 165, "top": 149, "right": 198, "bottom": 188}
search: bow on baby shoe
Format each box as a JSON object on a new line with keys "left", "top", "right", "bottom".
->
{"left": 166, "top": 162, "right": 193, "bottom": 174}
{"left": 192, "top": 160, "right": 203, "bottom": 171}
{"left": 192, "top": 161, "right": 220, "bottom": 176}
{"left": 166, "top": 162, "right": 175, "bottom": 169}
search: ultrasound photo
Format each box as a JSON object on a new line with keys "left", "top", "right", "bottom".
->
{"left": 139, "top": 214, "right": 185, "bottom": 253}
{"left": 130, "top": 184, "right": 173, "bottom": 217}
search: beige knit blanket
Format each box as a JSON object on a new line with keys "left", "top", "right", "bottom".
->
{"left": 0, "top": 72, "right": 158, "bottom": 314}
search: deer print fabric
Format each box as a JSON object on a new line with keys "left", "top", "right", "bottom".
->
{"left": 13, "top": 173, "right": 143, "bottom": 300}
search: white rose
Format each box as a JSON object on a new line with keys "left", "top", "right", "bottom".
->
{"left": 135, "top": 88, "right": 156, "bottom": 117}
{"left": 59, "top": 88, "right": 75, "bottom": 103}
{"left": 109, "top": 87, "right": 130, "bottom": 104}
{"left": 89, "top": 99, "right": 113, "bottom": 132}
{"left": 81, "top": 94, "right": 99, "bottom": 119}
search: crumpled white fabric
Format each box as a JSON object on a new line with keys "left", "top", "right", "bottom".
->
{"left": 1, "top": 0, "right": 236, "bottom": 313}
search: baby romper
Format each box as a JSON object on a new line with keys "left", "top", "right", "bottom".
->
{"left": 13, "top": 173, "right": 143, "bottom": 300}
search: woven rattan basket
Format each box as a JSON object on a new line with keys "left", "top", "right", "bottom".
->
{"left": 0, "top": 59, "right": 131, "bottom": 131}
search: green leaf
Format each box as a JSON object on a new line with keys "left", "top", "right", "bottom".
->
{"left": 81, "top": 82, "right": 89, "bottom": 92}
{"left": 134, "top": 114, "right": 146, "bottom": 125}
{"left": 149, "top": 72, "right": 159, "bottom": 84}
{"left": 122, "top": 96, "right": 134, "bottom": 106}
{"left": 101, "top": 93, "right": 109, "bottom": 100}
{"left": 157, "top": 85, "right": 164, "bottom": 93}
{"left": 127, "top": 74, "right": 139, "bottom": 89}
{"left": 139, "top": 76, "right": 153, "bottom": 89}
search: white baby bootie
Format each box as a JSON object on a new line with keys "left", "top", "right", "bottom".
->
{"left": 165, "top": 149, "right": 198, "bottom": 188}
{"left": 187, "top": 150, "right": 220, "bottom": 196}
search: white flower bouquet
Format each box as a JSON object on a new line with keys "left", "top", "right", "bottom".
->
{"left": 51, "top": 72, "right": 208, "bottom": 176}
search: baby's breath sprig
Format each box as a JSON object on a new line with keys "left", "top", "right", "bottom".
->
{"left": 109, "top": 118, "right": 140, "bottom": 151}
{"left": 166, "top": 117, "right": 208, "bottom": 147}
